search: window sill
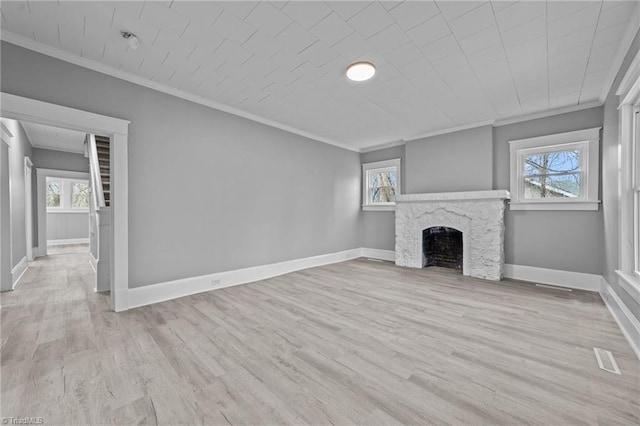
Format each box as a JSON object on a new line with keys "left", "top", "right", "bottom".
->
{"left": 509, "top": 201, "right": 601, "bottom": 211}
{"left": 363, "top": 205, "right": 396, "bottom": 211}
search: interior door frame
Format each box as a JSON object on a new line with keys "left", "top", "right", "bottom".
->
{"left": 0, "top": 92, "right": 130, "bottom": 311}
{"left": 24, "top": 156, "right": 33, "bottom": 261}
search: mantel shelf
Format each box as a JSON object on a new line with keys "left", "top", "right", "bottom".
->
{"left": 395, "top": 190, "right": 511, "bottom": 203}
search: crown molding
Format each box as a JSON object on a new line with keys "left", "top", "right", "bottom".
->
{"left": 404, "top": 120, "right": 494, "bottom": 143}
{"left": 493, "top": 101, "right": 603, "bottom": 127}
{"left": 0, "top": 31, "right": 359, "bottom": 153}
{"left": 359, "top": 139, "right": 405, "bottom": 153}
{"left": 599, "top": 3, "right": 640, "bottom": 102}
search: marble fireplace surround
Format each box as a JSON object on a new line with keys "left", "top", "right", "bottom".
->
{"left": 394, "top": 190, "right": 510, "bottom": 281}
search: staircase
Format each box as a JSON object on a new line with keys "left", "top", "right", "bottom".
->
{"left": 94, "top": 135, "right": 110, "bottom": 207}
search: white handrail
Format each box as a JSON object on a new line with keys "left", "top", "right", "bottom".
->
{"left": 88, "top": 134, "right": 106, "bottom": 208}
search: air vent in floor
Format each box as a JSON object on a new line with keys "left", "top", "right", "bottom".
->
{"left": 593, "top": 347, "right": 621, "bottom": 375}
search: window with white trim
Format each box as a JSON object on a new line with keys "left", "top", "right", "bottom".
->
{"left": 362, "top": 158, "right": 401, "bottom": 211}
{"left": 508, "top": 128, "right": 601, "bottom": 210}
{"left": 46, "top": 177, "right": 90, "bottom": 211}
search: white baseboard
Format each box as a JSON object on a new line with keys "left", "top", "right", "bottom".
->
{"left": 128, "top": 248, "right": 363, "bottom": 309}
{"left": 360, "top": 248, "right": 396, "bottom": 261}
{"left": 503, "top": 264, "right": 601, "bottom": 292}
{"left": 47, "top": 238, "right": 89, "bottom": 246}
{"left": 89, "top": 252, "right": 97, "bottom": 273}
{"left": 600, "top": 277, "right": 640, "bottom": 360}
{"left": 11, "top": 256, "right": 28, "bottom": 289}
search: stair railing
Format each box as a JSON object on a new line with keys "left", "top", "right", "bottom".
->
{"left": 87, "top": 133, "right": 106, "bottom": 208}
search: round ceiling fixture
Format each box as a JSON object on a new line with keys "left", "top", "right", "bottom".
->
{"left": 346, "top": 62, "right": 376, "bottom": 82}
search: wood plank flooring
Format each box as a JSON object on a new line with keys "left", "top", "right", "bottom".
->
{"left": 1, "top": 251, "right": 639, "bottom": 425}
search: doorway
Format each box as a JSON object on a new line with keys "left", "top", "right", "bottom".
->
{"left": 0, "top": 92, "right": 129, "bottom": 311}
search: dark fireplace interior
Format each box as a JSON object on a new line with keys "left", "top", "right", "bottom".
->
{"left": 422, "top": 227, "right": 463, "bottom": 270}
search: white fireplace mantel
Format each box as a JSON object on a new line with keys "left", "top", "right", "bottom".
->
{"left": 394, "top": 190, "right": 510, "bottom": 281}
{"left": 395, "top": 190, "right": 510, "bottom": 203}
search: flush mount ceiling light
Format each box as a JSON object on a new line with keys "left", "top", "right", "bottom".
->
{"left": 121, "top": 31, "right": 139, "bottom": 50}
{"left": 346, "top": 62, "right": 376, "bottom": 82}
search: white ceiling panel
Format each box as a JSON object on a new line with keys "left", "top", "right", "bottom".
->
{"left": 21, "top": 121, "right": 87, "bottom": 154}
{"left": 1, "top": 0, "right": 637, "bottom": 151}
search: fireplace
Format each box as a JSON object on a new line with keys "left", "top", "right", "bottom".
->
{"left": 423, "top": 227, "right": 463, "bottom": 270}
{"left": 395, "top": 190, "right": 510, "bottom": 281}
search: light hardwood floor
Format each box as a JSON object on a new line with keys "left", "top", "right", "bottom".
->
{"left": 1, "top": 251, "right": 639, "bottom": 425}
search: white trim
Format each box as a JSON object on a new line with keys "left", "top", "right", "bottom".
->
{"left": 89, "top": 252, "right": 97, "bottom": 274}
{"left": 2, "top": 92, "right": 129, "bottom": 311}
{"left": 360, "top": 248, "right": 396, "bottom": 262}
{"left": 359, "top": 103, "right": 605, "bottom": 153}
{"left": 602, "top": 3, "right": 640, "bottom": 102}
{"left": 362, "top": 158, "right": 401, "bottom": 210}
{"left": 600, "top": 277, "right": 640, "bottom": 360}
{"left": 0, "top": 33, "right": 356, "bottom": 153}
{"left": 404, "top": 120, "right": 494, "bottom": 143}
{"left": 128, "top": 248, "right": 363, "bottom": 309}
{"left": 615, "top": 270, "right": 640, "bottom": 306}
{"left": 36, "top": 169, "right": 90, "bottom": 179}
{"left": 47, "top": 238, "right": 89, "bottom": 246}
{"left": 11, "top": 256, "right": 28, "bottom": 289}
{"left": 359, "top": 140, "right": 405, "bottom": 153}
{"left": 495, "top": 102, "right": 604, "bottom": 127}
{"left": 362, "top": 205, "right": 395, "bottom": 211}
{"left": 24, "top": 156, "right": 34, "bottom": 261}
{"left": 508, "top": 127, "right": 601, "bottom": 210}
{"left": 617, "top": 49, "right": 640, "bottom": 104}
{"left": 503, "top": 264, "right": 601, "bottom": 292}
{"left": 508, "top": 127, "right": 601, "bottom": 148}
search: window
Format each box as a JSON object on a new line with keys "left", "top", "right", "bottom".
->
{"left": 46, "top": 179, "right": 61, "bottom": 208}
{"left": 362, "top": 158, "right": 401, "bottom": 211}
{"left": 72, "top": 181, "right": 90, "bottom": 208}
{"left": 46, "top": 177, "right": 90, "bottom": 211}
{"left": 508, "top": 127, "right": 601, "bottom": 210}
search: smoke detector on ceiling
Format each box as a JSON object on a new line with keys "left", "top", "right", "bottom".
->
{"left": 120, "top": 31, "right": 139, "bottom": 50}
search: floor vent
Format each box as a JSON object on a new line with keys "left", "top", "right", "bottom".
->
{"left": 535, "top": 283, "right": 572, "bottom": 292}
{"left": 593, "top": 348, "right": 621, "bottom": 375}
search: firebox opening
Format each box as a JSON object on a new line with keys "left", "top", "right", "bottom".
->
{"left": 422, "top": 227, "right": 463, "bottom": 270}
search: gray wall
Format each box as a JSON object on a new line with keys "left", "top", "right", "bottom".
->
{"left": 47, "top": 212, "right": 89, "bottom": 241}
{"left": 602, "top": 29, "right": 640, "bottom": 321}
{"left": 493, "top": 107, "right": 604, "bottom": 275}
{"left": 31, "top": 147, "right": 89, "bottom": 173}
{"left": 0, "top": 42, "right": 361, "bottom": 288}
{"left": 361, "top": 109, "right": 604, "bottom": 275}
{"left": 405, "top": 125, "right": 494, "bottom": 193}
{"left": 360, "top": 145, "right": 405, "bottom": 250}
{"left": 1, "top": 119, "right": 33, "bottom": 271}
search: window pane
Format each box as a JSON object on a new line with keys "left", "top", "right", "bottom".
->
{"left": 524, "top": 150, "right": 580, "bottom": 176}
{"left": 72, "top": 182, "right": 89, "bottom": 208}
{"left": 368, "top": 170, "right": 397, "bottom": 203}
{"left": 524, "top": 173, "right": 581, "bottom": 198}
{"left": 46, "top": 180, "right": 61, "bottom": 207}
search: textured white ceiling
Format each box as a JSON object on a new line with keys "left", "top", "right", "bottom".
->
{"left": 21, "top": 121, "right": 87, "bottom": 154}
{"left": 1, "top": 1, "right": 638, "bottom": 151}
